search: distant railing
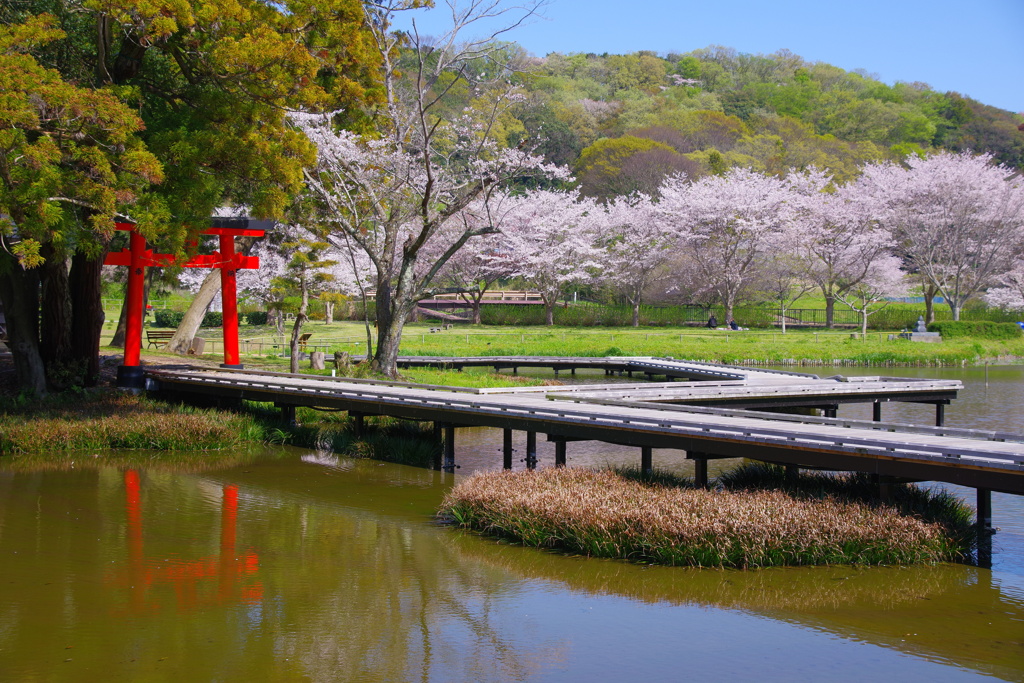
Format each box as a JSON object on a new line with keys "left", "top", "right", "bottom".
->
{"left": 364, "top": 290, "right": 544, "bottom": 303}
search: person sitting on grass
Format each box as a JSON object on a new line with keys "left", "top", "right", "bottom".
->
{"left": 706, "top": 315, "right": 718, "bottom": 329}
{"left": 729, "top": 319, "right": 741, "bottom": 331}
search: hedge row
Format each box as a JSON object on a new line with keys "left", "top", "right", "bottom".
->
{"left": 927, "top": 321, "right": 1024, "bottom": 340}
{"left": 152, "top": 310, "right": 224, "bottom": 328}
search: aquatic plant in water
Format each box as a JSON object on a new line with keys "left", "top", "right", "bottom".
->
{"left": 440, "top": 467, "right": 961, "bottom": 568}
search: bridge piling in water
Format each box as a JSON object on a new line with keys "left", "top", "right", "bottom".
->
{"left": 503, "top": 429, "right": 514, "bottom": 470}
{"left": 525, "top": 432, "right": 538, "bottom": 470}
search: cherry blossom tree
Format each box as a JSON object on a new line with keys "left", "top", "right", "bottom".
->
{"left": 833, "top": 254, "right": 909, "bottom": 335}
{"left": 293, "top": 0, "right": 559, "bottom": 376}
{"left": 984, "top": 260, "right": 1024, "bottom": 311}
{"left": 429, "top": 194, "right": 520, "bottom": 324}
{"left": 597, "top": 194, "right": 678, "bottom": 327}
{"left": 790, "top": 170, "right": 899, "bottom": 328}
{"left": 496, "top": 190, "right": 602, "bottom": 325}
{"left": 657, "top": 168, "right": 794, "bottom": 322}
{"left": 861, "top": 151, "right": 1024, "bottom": 320}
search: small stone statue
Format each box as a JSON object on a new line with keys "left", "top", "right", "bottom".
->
{"left": 914, "top": 316, "right": 928, "bottom": 333}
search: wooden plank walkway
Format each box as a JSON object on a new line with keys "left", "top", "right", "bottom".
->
{"left": 144, "top": 366, "right": 1023, "bottom": 495}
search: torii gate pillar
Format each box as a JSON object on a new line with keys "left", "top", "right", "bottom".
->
{"left": 106, "top": 220, "right": 270, "bottom": 388}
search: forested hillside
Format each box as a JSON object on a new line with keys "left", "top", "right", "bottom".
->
{"left": 504, "top": 46, "right": 1024, "bottom": 199}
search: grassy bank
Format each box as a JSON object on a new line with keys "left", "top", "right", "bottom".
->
{"left": 440, "top": 467, "right": 968, "bottom": 568}
{"left": 0, "top": 391, "right": 278, "bottom": 453}
{"left": 192, "top": 322, "right": 1024, "bottom": 367}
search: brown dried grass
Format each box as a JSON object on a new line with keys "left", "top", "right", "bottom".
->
{"left": 441, "top": 468, "right": 957, "bottom": 568}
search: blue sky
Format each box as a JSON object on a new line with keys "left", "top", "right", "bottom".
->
{"left": 398, "top": 0, "right": 1024, "bottom": 113}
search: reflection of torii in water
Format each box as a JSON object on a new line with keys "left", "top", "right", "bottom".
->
{"left": 110, "top": 470, "right": 262, "bottom": 614}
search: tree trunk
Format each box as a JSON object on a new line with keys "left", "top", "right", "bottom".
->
{"left": 68, "top": 249, "right": 108, "bottom": 387}
{"left": 168, "top": 237, "right": 258, "bottom": 354}
{"left": 371, "top": 304, "right": 411, "bottom": 378}
{"left": 39, "top": 248, "right": 72, "bottom": 371}
{"left": 167, "top": 270, "right": 220, "bottom": 353}
{"left": 324, "top": 301, "right": 334, "bottom": 325}
{"left": 923, "top": 283, "right": 938, "bottom": 324}
{"left": 632, "top": 302, "right": 640, "bottom": 327}
{"left": 949, "top": 299, "right": 961, "bottom": 321}
{"left": 289, "top": 280, "right": 311, "bottom": 374}
{"left": 110, "top": 284, "right": 129, "bottom": 348}
{"left": 472, "top": 300, "right": 482, "bottom": 325}
{"left": 0, "top": 264, "right": 46, "bottom": 396}
{"left": 824, "top": 296, "right": 835, "bottom": 329}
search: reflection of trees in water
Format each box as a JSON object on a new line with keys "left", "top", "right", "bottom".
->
{"left": 449, "top": 531, "right": 971, "bottom": 611}
{"left": 261, "top": 502, "right": 567, "bottom": 682}
{"left": 449, "top": 532, "right": 1024, "bottom": 675}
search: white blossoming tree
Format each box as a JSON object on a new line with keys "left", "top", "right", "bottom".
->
{"left": 861, "top": 151, "right": 1024, "bottom": 320}
{"left": 597, "top": 194, "right": 679, "bottom": 327}
{"left": 293, "top": 0, "right": 559, "bottom": 376}
{"left": 657, "top": 168, "right": 795, "bottom": 323}
{"left": 496, "top": 189, "right": 603, "bottom": 325}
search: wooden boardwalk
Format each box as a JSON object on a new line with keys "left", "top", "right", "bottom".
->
{"left": 143, "top": 363, "right": 1024, "bottom": 496}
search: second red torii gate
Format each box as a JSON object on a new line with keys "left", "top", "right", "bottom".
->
{"left": 105, "top": 219, "right": 271, "bottom": 387}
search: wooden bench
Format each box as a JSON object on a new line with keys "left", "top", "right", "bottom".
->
{"left": 146, "top": 330, "right": 175, "bottom": 348}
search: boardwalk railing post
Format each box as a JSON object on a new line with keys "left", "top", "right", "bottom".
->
{"left": 525, "top": 431, "right": 537, "bottom": 470}
{"left": 935, "top": 402, "right": 946, "bottom": 427}
{"left": 873, "top": 401, "right": 882, "bottom": 422}
{"left": 503, "top": 429, "right": 513, "bottom": 470}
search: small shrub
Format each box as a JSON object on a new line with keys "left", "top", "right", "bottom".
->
{"left": 153, "top": 310, "right": 185, "bottom": 328}
{"left": 245, "top": 311, "right": 269, "bottom": 326}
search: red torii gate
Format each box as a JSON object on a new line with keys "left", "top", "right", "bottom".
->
{"left": 105, "top": 219, "right": 271, "bottom": 387}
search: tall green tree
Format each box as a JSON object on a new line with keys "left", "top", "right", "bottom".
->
{"left": 0, "top": 0, "right": 379, "bottom": 395}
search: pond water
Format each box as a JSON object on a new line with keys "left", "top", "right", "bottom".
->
{"left": 1, "top": 367, "right": 1022, "bottom": 681}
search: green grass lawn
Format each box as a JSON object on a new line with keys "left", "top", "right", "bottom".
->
{"left": 116, "top": 319, "right": 1024, "bottom": 372}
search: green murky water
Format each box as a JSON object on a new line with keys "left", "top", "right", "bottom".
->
{"left": 1, "top": 368, "right": 1023, "bottom": 681}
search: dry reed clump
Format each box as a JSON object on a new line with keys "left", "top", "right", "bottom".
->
{"left": 440, "top": 468, "right": 957, "bottom": 568}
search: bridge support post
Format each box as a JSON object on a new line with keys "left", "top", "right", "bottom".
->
{"left": 351, "top": 412, "right": 364, "bottom": 436}
{"left": 692, "top": 455, "right": 708, "bottom": 488}
{"left": 871, "top": 474, "right": 895, "bottom": 503}
{"left": 442, "top": 424, "right": 456, "bottom": 472}
{"left": 641, "top": 446, "right": 652, "bottom": 475}
{"left": 935, "top": 402, "right": 946, "bottom": 427}
{"left": 785, "top": 464, "right": 799, "bottom": 486}
{"left": 555, "top": 440, "right": 566, "bottom": 467}
{"left": 525, "top": 431, "right": 537, "bottom": 470}
{"left": 823, "top": 405, "right": 838, "bottom": 419}
{"left": 503, "top": 429, "right": 514, "bottom": 470}
{"left": 432, "top": 422, "right": 443, "bottom": 471}
{"left": 276, "top": 403, "right": 297, "bottom": 427}
{"left": 872, "top": 401, "right": 882, "bottom": 422}
{"left": 977, "top": 488, "right": 993, "bottom": 569}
